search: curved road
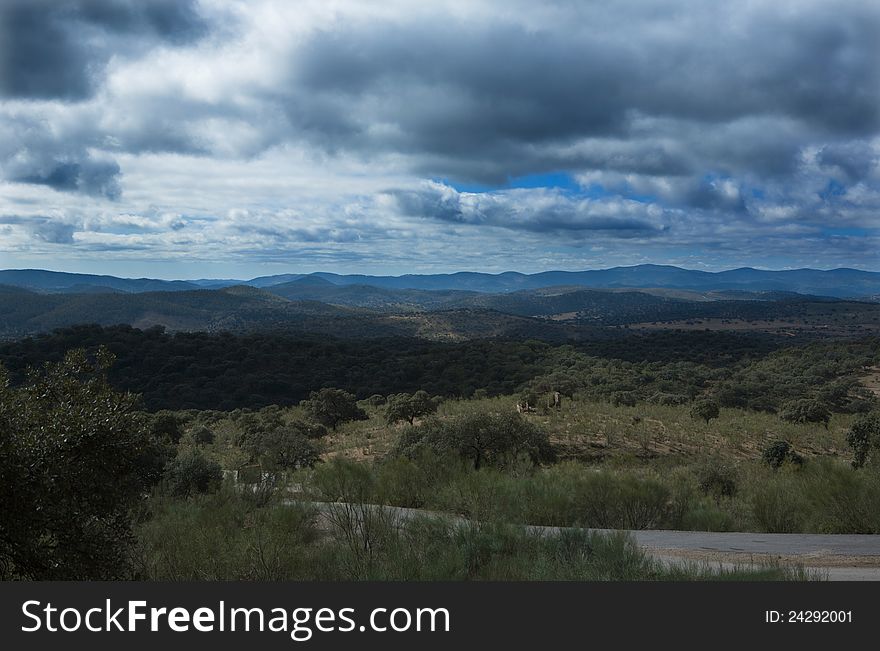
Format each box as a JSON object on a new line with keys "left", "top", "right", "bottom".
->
{"left": 303, "top": 501, "right": 880, "bottom": 580}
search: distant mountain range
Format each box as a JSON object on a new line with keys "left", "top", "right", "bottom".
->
{"left": 2, "top": 264, "right": 880, "bottom": 298}
{"left": 0, "top": 269, "right": 196, "bottom": 293}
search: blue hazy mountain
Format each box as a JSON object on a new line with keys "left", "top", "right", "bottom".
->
{"left": 0, "top": 269, "right": 197, "bottom": 293}
{"left": 2, "top": 265, "right": 879, "bottom": 298}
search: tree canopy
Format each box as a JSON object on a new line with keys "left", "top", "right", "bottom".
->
{"left": 300, "top": 388, "right": 368, "bottom": 431}
{"left": 385, "top": 390, "right": 439, "bottom": 425}
{"left": 393, "top": 411, "right": 555, "bottom": 470}
{"left": 0, "top": 348, "right": 164, "bottom": 579}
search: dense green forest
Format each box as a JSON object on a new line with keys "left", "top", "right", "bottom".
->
{"left": 0, "top": 324, "right": 828, "bottom": 410}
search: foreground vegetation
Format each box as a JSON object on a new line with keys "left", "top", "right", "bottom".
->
{"left": 136, "top": 488, "right": 814, "bottom": 581}
{"left": 2, "top": 329, "right": 879, "bottom": 580}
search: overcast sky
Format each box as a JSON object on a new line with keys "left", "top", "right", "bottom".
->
{"left": 1, "top": 0, "right": 878, "bottom": 279}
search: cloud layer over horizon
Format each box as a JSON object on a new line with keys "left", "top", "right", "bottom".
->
{"left": 1, "top": 0, "right": 878, "bottom": 277}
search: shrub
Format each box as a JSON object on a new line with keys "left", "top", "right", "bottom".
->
{"left": 695, "top": 459, "right": 738, "bottom": 498}
{"left": 287, "top": 419, "right": 329, "bottom": 439}
{"left": 801, "top": 460, "right": 880, "bottom": 533}
{"left": 648, "top": 392, "right": 690, "bottom": 406}
{"left": 761, "top": 440, "right": 803, "bottom": 470}
{"left": 689, "top": 399, "right": 720, "bottom": 424}
{"left": 846, "top": 411, "right": 880, "bottom": 468}
{"left": 524, "top": 464, "right": 674, "bottom": 530}
{"left": 393, "top": 411, "right": 555, "bottom": 470}
{"left": 376, "top": 457, "right": 431, "bottom": 508}
{"left": 750, "top": 480, "right": 808, "bottom": 533}
{"left": 136, "top": 490, "right": 318, "bottom": 580}
{"left": 611, "top": 391, "right": 636, "bottom": 407}
{"left": 680, "top": 502, "right": 736, "bottom": 532}
{"left": 310, "top": 457, "right": 376, "bottom": 503}
{"left": 191, "top": 425, "right": 215, "bottom": 445}
{"left": 150, "top": 411, "right": 185, "bottom": 444}
{"left": 163, "top": 449, "right": 223, "bottom": 498}
{"left": 779, "top": 399, "right": 831, "bottom": 428}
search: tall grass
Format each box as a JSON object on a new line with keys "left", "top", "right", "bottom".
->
{"left": 310, "top": 453, "right": 880, "bottom": 534}
{"left": 135, "top": 487, "right": 812, "bottom": 581}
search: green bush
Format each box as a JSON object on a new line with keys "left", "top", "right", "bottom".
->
{"left": 376, "top": 457, "right": 431, "bottom": 508}
{"left": 393, "top": 411, "right": 555, "bottom": 470}
{"left": 136, "top": 490, "right": 318, "bottom": 580}
{"left": 846, "top": 411, "right": 880, "bottom": 468}
{"left": 191, "top": 425, "right": 215, "bottom": 445}
{"left": 611, "top": 391, "right": 637, "bottom": 407}
{"left": 761, "top": 440, "right": 803, "bottom": 470}
{"left": 310, "top": 457, "right": 376, "bottom": 503}
{"left": 779, "top": 399, "right": 830, "bottom": 428}
{"left": 162, "top": 449, "right": 223, "bottom": 498}
{"left": 689, "top": 399, "right": 720, "bottom": 424}
{"left": 749, "top": 474, "right": 808, "bottom": 533}
{"left": 800, "top": 460, "right": 880, "bottom": 533}
{"left": 150, "top": 411, "right": 185, "bottom": 444}
{"left": 694, "top": 459, "right": 738, "bottom": 498}
{"left": 680, "top": 501, "right": 736, "bottom": 532}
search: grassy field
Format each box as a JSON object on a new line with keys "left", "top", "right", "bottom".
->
{"left": 197, "top": 395, "right": 852, "bottom": 465}
{"left": 180, "top": 393, "right": 878, "bottom": 537}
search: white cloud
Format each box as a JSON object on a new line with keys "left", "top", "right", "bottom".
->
{"left": 0, "top": 0, "right": 878, "bottom": 275}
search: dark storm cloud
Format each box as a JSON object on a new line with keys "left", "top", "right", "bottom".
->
{"left": 0, "top": 112, "right": 123, "bottom": 200}
{"left": 0, "top": 0, "right": 206, "bottom": 100}
{"left": 11, "top": 158, "right": 122, "bottom": 200}
{"left": 0, "top": 214, "right": 78, "bottom": 243}
{"left": 286, "top": 1, "right": 880, "bottom": 185}
{"left": 0, "top": 0, "right": 207, "bottom": 198}
{"left": 817, "top": 142, "right": 878, "bottom": 183}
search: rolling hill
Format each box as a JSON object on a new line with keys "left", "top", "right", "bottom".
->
{"left": 3, "top": 265, "right": 879, "bottom": 298}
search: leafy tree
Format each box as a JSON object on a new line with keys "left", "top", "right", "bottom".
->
{"left": 300, "top": 388, "right": 367, "bottom": 431}
{"left": 761, "top": 440, "right": 803, "bottom": 470}
{"left": 385, "top": 390, "right": 439, "bottom": 425}
{"left": 847, "top": 411, "right": 880, "bottom": 468}
{"left": 191, "top": 425, "right": 215, "bottom": 445}
{"left": 394, "top": 411, "right": 555, "bottom": 470}
{"left": 690, "top": 399, "right": 720, "bottom": 424}
{"left": 240, "top": 425, "right": 321, "bottom": 471}
{"left": 779, "top": 399, "right": 831, "bottom": 428}
{"left": 0, "top": 349, "right": 164, "bottom": 579}
{"left": 150, "top": 410, "right": 185, "bottom": 444}
{"left": 163, "top": 449, "right": 223, "bottom": 497}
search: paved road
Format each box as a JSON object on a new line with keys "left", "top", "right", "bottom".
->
{"left": 624, "top": 529, "right": 880, "bottom": 557}
{"left": 302, "top": 501, "right": 880, "bottom": 580}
